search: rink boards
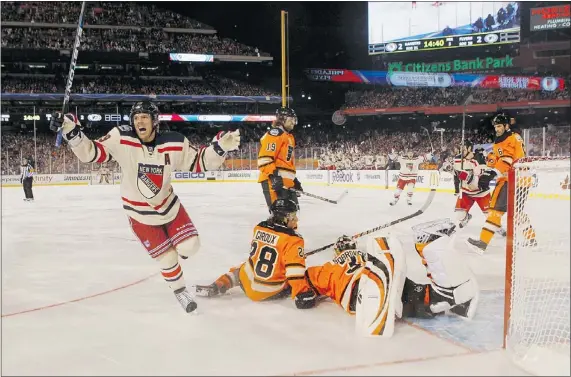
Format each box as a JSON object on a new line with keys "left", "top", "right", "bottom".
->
{"left": 2, "top": 169, "right": 569, "bottom": 200}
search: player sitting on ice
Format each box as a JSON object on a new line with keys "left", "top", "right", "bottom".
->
{"left": 303, "top": 218, "right": 479, "bottom": 337}
{"left": 50, "top": 101, "right": 240, "bottom": 313}
{"left": 390, "top": 150, "right": 426, "bottom": 206}
{"left": 195, "top": 198, "right": 318, "bottom": 309}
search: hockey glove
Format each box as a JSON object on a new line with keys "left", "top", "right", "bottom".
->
{"left": 295, "top": 289, "right": 318, "bottom": 309}
{"left": 478, "top": 169, "right": 497, "bottom": 191}
{"left": 292, "top": 178, "right": 303, "bottom": 197}
{"left": 269, "top": 174, "right": 284, "bottom": 192}
{"left": 50, "top": 113, "right": 82, "bottom": 146}
{"left": 457, "top": 170, "right": 473, "bottom": 181}
{"left": 211, "top": 130, "right": 241, "bottom": 156}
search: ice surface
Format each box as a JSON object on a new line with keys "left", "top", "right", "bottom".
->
{"left": 1, "top": 183, "right": 536, "bottom": 375}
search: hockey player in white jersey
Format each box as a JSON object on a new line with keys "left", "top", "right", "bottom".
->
{"left": 453, "top": 140, "right": 489, "bottom": 228}
{"left": 390, "top": 151, "right": 426, "bottom": 206}
{"left": 50, "top": 101, "right": 240, "bottom": 313}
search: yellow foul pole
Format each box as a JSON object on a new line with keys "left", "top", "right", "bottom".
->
{"left": 280, "top": 10, "right": 287, "bottom": 108}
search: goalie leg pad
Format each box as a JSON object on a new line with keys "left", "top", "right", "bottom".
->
{"left": 156, "top": 249, "right": 186, "bottom": 291}
{"left": 421, "top": 235, "right": 480, "bottom": 319}
{"left": 355, "top": 236, "right": 406, "bottom": 338}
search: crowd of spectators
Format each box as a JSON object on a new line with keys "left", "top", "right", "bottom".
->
{"left": 1, "top": 27, "right": 265, "bottom": 56}
{"left": 3, "top": 124, "right": 569, "bottom": 175}
{"left": 1, "top": 2, "right": 268, "bottom": 56}
{"left": 1, "top": 1, "right": 212, "bottom": 29}
{"left": 0, "top": 76, "right": 279, "bottom": 97}
{"left": 343, "top": 86, "right": 570, "bottom": 109}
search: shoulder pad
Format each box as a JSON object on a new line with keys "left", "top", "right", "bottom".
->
{"left": 157, "top": 131, "right": 185, "bottom": 144}
{"left": 268, "top": 128, "right": 284, "bottom": 137}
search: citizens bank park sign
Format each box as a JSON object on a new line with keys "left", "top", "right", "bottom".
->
{"left": 304, "top": 68, "right": 565, "bottom": 91}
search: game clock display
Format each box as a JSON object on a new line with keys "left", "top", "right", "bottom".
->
{"left": 369, "top": 30, "right": 520, "bottom": 54}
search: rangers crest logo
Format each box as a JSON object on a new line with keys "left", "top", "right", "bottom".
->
{"left": 137, "top": 164, "right": 164, "bottom": 198}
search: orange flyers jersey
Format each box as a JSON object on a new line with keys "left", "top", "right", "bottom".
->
{"left": 238, "top": 221, "right": 310, "bottom": 301}
{"left": 306, "top": 249, "right": 367, "bottom": 314}
{"left": 490, "top": 131, "right": 526, "bottom": 180}
{"left": 257, "top": 127, "right": 296, "bottom": 184}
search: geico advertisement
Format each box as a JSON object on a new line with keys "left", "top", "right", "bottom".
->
{"left": 172, "top": 172, "right": 206, "bottom": 180}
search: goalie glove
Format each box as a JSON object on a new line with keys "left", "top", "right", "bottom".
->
{"left": 50, "top": 113, "right": 83, "bottom": 147}
{"left": 478, "top": 169, "right": 497, "bottom": 191}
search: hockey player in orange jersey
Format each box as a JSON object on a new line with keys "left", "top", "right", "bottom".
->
{"left": 257, "top": 107, "right": 302, "bottom": 212}
{"left": 306, "top": 218, "right": 479, "bottom": 336}
{"left": 195, "top": 198, "right": 318, "bottom": 309}
{"left": 466, "top": 113, "right": 536, "bottom": 254}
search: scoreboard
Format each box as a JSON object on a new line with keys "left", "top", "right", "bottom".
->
{"left": 369, "top": 30, "right": 520, "bottom": 54}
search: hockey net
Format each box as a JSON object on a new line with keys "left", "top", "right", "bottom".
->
{"left": 504, "top": 157, "right": 570, "bottom": 376}
{"left": 90, "top": 168, "right": 115, "bottom": 185}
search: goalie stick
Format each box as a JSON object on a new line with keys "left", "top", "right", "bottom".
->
{"left": 305, "top": 188, "right": 436, "bottom": 257}
{"left": 289, "top": 188, "right": 349, "bottom": 204}
{"left": 53, "top": 1, "right": 87, "bottom": 147}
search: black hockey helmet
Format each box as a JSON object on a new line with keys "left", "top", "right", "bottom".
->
{"left": 270, "top": 198, "right": 298, "bottom": 217}
{"left": 275, "top": 107, "right": 297, "bottom": 127}
{"left": 491, "top": 113, "right": 510, "bottom": 127}
{"left": 276, "top": 107, "right": 297, "bottom": 119}
{"left": 130, "top": 101, "right": 160, "bottom": 128}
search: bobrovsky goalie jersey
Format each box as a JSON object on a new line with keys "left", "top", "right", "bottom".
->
{"left": 70, "top": 125, "right": 226, "bottom": 225}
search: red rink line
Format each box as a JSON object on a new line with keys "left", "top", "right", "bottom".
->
{"left": 1, "top": 273, "right": 158, "bottom": 318}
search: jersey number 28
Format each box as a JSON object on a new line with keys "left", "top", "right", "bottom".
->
{"left": 250, "top": 241, "right": 278, "bottom": 279}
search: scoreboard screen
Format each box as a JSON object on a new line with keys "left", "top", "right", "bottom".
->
{"left": 368, "top": 1, "right": 521, "bottom": 54}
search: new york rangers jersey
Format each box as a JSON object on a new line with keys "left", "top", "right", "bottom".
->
{"left": 398, "top": 155, "right": 425, "bottom": 181}
{"left": 453, "top": 155, "right": 489, "bottom": 197}
{"left": 69, "top": 125, "right": 226, "bottom": 225}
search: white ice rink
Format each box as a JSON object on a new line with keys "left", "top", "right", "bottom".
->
{"left": 1, "top": 183, "right": 535, "bottom": 375}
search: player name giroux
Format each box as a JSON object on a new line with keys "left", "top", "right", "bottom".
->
{"left": 254, "top": 230, "right": 279, "bottom": 246}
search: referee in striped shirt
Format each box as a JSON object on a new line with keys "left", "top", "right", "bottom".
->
{"left": 21, "top": 157, "right": 35, "bottom": 201}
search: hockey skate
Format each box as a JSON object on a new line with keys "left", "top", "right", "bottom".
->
{"left": 459, "top": 213, "right": 472, "bottom": 228}
{"left": 174, "top": 287, "right": 198, "bottom": 313}
{"left": 406, "top": 199, "right": 412, "bottom": 206}
{"left": 497, "top": 227, "right": 507, "bottom": 237}
{"left": 389, "top": 198, "right": 398, "bottom": 206}
{"left": 466, "top": 238, "right": 487, "bottom": 255}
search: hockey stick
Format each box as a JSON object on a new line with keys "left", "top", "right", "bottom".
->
{"left": 53, "top": 1, "right": 87, "bottom": 147}
{"left": 305, "top": 188, "right": 436, "bottom": 257}
{"left": 289, "top": 188, "right": 349, "bottom": 204}
{"left": 421, "top": 126, "right": 434, "bottom": 152}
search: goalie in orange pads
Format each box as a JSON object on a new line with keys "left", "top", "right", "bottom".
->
{"left": 306, "top": 218, "right": 479, "bottom": 337}
{"left": 195, "top": 198, "right": 317, "bottom": 309}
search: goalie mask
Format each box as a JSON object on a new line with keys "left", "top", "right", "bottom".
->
{"left": 412, "top": 218, "right": 456, "bottom": 252}
{"left": 334, "top": 235, "right": 357, "bottom": 257}
{"left": 130, "top": 101, "right": 160, "bottom": 129}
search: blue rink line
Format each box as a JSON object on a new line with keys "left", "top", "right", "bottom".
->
{"left": 406, "top": 290, "right": 505, "bottom": 352}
